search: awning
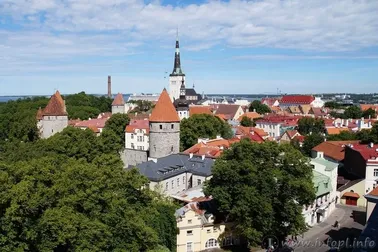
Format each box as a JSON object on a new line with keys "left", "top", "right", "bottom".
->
{"left": 342, "top": 192, "right": 360, "bottom": 198}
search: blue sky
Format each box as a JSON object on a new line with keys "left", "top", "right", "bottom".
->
{"left": 1, "top": 0, "right": 378, "bottom": 95}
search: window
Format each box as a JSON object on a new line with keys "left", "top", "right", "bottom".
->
{"left": 186, "top": 242, "right": 193, "bottom": 252}
{"left": 131, "top": 143, "right": 135, "bottom": 149}
{"left": 165, "top": 182, "right": 168, "bottom": 191}
{"left": 197, "top": 179, "right": 202, "bottom": 186}
{"left": 186, "top": 230, "right": 193, "bottom": 236}
{"left": 374, "top": 169, "right": 378, "bottom": 177}
{"left": 207, "top": 229, "right": 211, "bottom": 233}
{"left": 159, "top": 124, "right": 163, "bottom": 130}
{"left": 325, "top": 182, "right": 328, "bottom": 188}
{"left": 187, "top": 219, "right": 192, "bottom": 224}
{"left": 213, "top": 227, "right": 218, "bottom": 233}
{"left": 171, "top": 124, "right": 174, "bottom": 129}
{"left": 171, "top": 180, "right": 174, "bottom": 189}
{"left": 205, "top": 239, "right": 218, "bottom": 248}
{"left": 171, "top": 146, "right": 174, "bottom": 152}
{"left": 177, "top": 178, "right": 180, "bottom": 187}
{"left": 131, "top": 134, "right": 134, "bottom": 139}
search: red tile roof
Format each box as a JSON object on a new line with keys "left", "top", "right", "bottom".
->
{"left": 312, "top": 140, "right": 360, "bottom": 161}
{"left": 342, "top": 192, "right": 360, "bottom": 198}
{"left": 189, "top": 106, "right": 212, "bottom": 116}
{"left": 74, "top": 118, "right": 108, "bottom": 129}
{"left": 368, "top": 187, "right": 378, "bottom": 197}
{"left": 149, "top": 89, "right": 180, "bottom": 122}
{"left": 238, "top": 112, "right": 261, "bottom": 121}
{"left": 348, "top": 143, "right": 378, "bottom": 162}
{"left": 214, "top": 104, "right": 241, "bottom": 119}
{"left": 112, "top": 93, "right": 125, "bottom": 106}
{"left": 97, "top": 112, "right": 112, "bottom": 119}
{"left": 42, "top": 91, "right": 67, "bottom": 116}
{"left": 280, "top": 95, "right": 315, "bottom": 105}
{"left": 125, "top": 119, "right": 150, "bottom": 134}
{"left": 360, "top": 104, "right": 378, "bottom": 112}
{"left": 326, "top": 127, "right": 350, "bottom": 135}
{"left": 261, "top": 97, "right": 280, "bottom": 106}
{"left": 294, "top": 135, "right": 305, "bottom": 142}
{"left": 286, "top": 130, "right": 300, "bottom": 139}
{"left": 128, "top": 113, "right": 150, "bottom": 120}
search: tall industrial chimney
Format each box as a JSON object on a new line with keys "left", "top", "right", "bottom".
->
{"left": 107, "top": 75, "right": 112, "bottom": 98}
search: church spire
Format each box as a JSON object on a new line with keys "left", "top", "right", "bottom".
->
{"left": 171, "top": 28, "right": 185, "bottom": 76}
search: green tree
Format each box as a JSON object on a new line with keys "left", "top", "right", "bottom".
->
{"left": 327, "top": 131, "right": 358, "bottom": 141}
{"left": 204, "top": 140, "right": 315, "bottom": 247}
{"left": 180, "top": 114, "right": 233, "bottom": 150}
{"left": 324, "top": 101, "right": 341, "bottom": 109}
{"left": 103, "top": 113, "right": 130, "bottom": 147}
{"left": 297, "top": 117, "right": 325, "bottom": 135}
{"left": 344, "top": 105, "right": 363, "bottom": 119}
{"left": 129, "top": 100, "right": 155, "bottom": 113}
{"left": 302, "top": 133, "right": 324, "bottom": 156}
{"left": 240, "top": 116, "right": 254, "bottom": 127}
{"left": 362, "top": 108, "right": 376, "bottom": 119}
{"left": 249, "top": 100, "right": 271, "bottom": 114}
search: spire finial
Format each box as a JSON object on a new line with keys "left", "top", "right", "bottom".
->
{"left": 176, "top": 26, "right": 179, "bottom": 41}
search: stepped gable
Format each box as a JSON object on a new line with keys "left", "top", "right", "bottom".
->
{"left": 43, "top": 91, "right": 67, "bottom": 116}
{"left": 112, "top": 93, "right": 125, "bottom": 106}
{"left": 150, "top": 88, "right": 180, "bottom": 122}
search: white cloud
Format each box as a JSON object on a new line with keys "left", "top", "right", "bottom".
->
{"left": 1, "top": 0, "right": 378, "bottom": 51}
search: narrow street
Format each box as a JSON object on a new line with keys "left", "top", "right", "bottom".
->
{"left": 293, "top": 204, "right": 366, "bottom": 252}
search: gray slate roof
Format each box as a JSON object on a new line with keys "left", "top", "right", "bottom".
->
{"left": 133, "top": 153, "right": 215, "bottom": 182}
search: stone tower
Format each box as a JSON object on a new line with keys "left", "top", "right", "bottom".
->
{"left": 111, "top": 93, "right": 125, "bottom": 114}
{"left": 174, "top": 76, "right": 189, "bottom": 120}
{"left": 38, "top": 91, "right": 68, "bottom": 139}
{"left": 169, "top": 30, "right": 185, "bottom": 101}
{"left": 149, "top": 88, "right": 180, "bottom": 159}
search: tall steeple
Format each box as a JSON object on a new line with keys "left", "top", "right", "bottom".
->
{"left": 170, "top": 28, "right": 185, "bottom": 77}
{"left": 179, "top": 76, "right": 186, "bottom": 100}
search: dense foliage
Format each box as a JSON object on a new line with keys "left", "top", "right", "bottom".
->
{"left": 297, "top": 117, "right": 325, "bottom": 135}
{"left": 324, "top": 101, "right": 342, "bottom": 109}
{"left": 204, "top": 140, "right": 315, "bottom": 247}
{"left": 0, "top": 127, "right": 177, "bottom": 252}
{"left": 180, "top": 114, "right": 233, "bottom": 150}
{"left": 0, "top": 93, "right": 112, "bottom": 143}
{"left": 240, "top": 116, "right": 254, "bottom": 127}
{"left": 129, "top": 100, "right": 155, "bottom": 113}
{"left": 64, "top": 92, "right": 112, "bottom": 120}
{"left": 329, "top": 105, "right": 375, "bottom": 120}
{"left": 249, "top": 100, "right": 271, "bottom": 114}
{"left": 301, "top": 133, "right": 325, "bottom": 156}
{"left": 102, "top": 113, "right": 130, "bottom": 150}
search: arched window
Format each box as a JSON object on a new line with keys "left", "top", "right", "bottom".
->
{"left": 205, "top": 238, "right": 218, "bottom": 248}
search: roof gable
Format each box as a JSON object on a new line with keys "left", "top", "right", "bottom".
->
{"left": 150, "top": 89, "right": 180, "bottom": 122}
{"left": 215, "top": 104, "right": 241, "bottom": 118}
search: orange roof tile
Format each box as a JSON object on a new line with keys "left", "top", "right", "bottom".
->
{"left": 43, "top": 91, "right": 67, "bottom": 116}
{"left": 326, "top": 127, "right": 350, "bottom": 135}
{"left": 285, "top": 130, "right": 300, "bottom": 139}
{"left": 368, "top": 187, "right": 378, "bottom": 197}
{"left": 149, "top": 89, "right": 180, "bottom": 122}
{"left": 189, "top": 106, "right": 212, "bottom": 116}
{"left": 251, "top": 127, "right": 268, "bottom": 137}
{"left": 125, "top": 119, "right": 150, "bottom": 134}
{"left": 360, "top": 104, "right": 378, "bottom": 112}
{"left": 112, "top": 93, "right": 125, "bottom": 106}
{"left": 312, "top": 140, "right": 359, "bottom": 161}
{"left": 342, "top": 192, "right": 360, "bottom": 198}
{"left": 238, "top": 112, "right": 261, "bottom": 121}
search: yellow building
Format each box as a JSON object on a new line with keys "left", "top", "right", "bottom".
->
{"left": 175, "top": 201, "right": 234, "bottom": 252}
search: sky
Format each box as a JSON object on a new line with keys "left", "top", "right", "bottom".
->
{"left": 1, "top": 0, "right": 378, "bottom": 96}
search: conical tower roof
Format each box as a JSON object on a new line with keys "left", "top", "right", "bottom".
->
{"left": 150, "top": 88, "right": 180, "bottom": 122}
{"left": 112, "top": 93, "right": 125, "bottom": 106}
{"left": 43, "top": 91, "right": 67, "bottom": 116}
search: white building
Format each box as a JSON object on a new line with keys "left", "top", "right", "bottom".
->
{"left": 125, "top": 119, "right": 150, "bottom": 151}
{"left": 169, "top": 34, "right": 186, "bottom": 101}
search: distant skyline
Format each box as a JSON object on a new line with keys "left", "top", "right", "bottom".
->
{"left": 1, "top": 0, "right": 378, "bottom": 95}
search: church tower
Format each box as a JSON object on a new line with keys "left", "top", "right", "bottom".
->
{"left": 149, "top": 88, "right": 180, "bottom": 159}
{"left": 169, "top": 30, "right": 185, "bottom": 101}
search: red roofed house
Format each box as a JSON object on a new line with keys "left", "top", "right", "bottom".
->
{"left": 214, "top": 104, "right": 244, "bottom": 121}
{"left": 279, "top": 95, "right": 324, "bottom": 109}
{"left": 279, "top": 130, "right": 302, "bottom": 143}
{"left": 261, "top": 97, "right": 280, "bottom": 107}
{"left": 73, "top": 117, "right": 109, "bottom": 136}
{"left": 37, "top": 91, "right": 68, "bottom": 139}
{"left": 255, "top": 115, "right": 299, "bottom": 140}
{"left": 189, "top": 105, "right": 213, "bottom": 116}
{"left": 360, "top": 104, "right": 378, "bottom": 112}
{"left": 237, "top": 111, "right": 261, "bottom": 121}
{"left": 342, "top": 143, "right": 378, "bottom": 206}
{"left": 183, "top": 137, "right": 237, "bottom": 158}
{"left": 234, "top": 126, "right": 265, "bottom": 143}
{"left": 125, "top": 119, "right": 150, "bottom": 151}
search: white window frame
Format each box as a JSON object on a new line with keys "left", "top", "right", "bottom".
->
{"left": 374, "top": 169, "right": 378, "bottom": 177}
{"left": 186, "top": 242, "right": 193, "bottom": 252}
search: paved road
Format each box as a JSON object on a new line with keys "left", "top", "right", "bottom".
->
{"left": 292, "top": 204, "right": 366, "bottom": 252}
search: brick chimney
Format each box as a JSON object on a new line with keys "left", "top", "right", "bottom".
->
{"left": 107, "top": 75, "right": 112, "bottom": 98}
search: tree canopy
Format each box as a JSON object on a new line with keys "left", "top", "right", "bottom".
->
{"left": 240, "top": 116, "right": 254, "bottom": 127}
{"left": 204, "top": 140, "right": 315, "bottom": 247}
{"left": 0, "top": 127, "right": 177, "bottom": 252}
{"left": 101, "top": 113, "right": 130, "bottom": 150}
{"left": 301, "top": 133, "right": 325, "bottom": 156}
{"left": 129, "top": 100, "right": 155, "bottom": 114}
{"left": 297, "top": 117, "right": 325, "bottom": 135}
{"left": 180, "top": 114, "right": 233, "bottom": 150}
{"left": 324, "top": 101, "right": 341, "bottom": 109}
{"left": 344, "top": 105, "right": 363, "bottom": 119}
{"left": 249, "top": 100, "right": 271, "bottom": 114}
